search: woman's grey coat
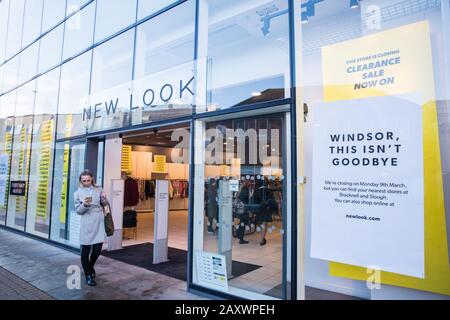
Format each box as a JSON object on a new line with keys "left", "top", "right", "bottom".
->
{"left": 74, "top": 186, "right": 107, "bottom": 245}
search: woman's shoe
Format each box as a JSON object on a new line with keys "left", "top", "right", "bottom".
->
{"left": 260, "top": 239, "right": 267, "bottom": 246}
{"left": 86, "top": 274, "right": 96, "bottom": 286}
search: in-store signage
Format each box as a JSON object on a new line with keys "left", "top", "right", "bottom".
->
{"left": 10, "top": 181, "right": 26, "bottom": 196}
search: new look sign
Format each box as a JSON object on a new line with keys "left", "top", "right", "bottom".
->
{"left": 80, "top": 59, "right": 207, "bottom": 133}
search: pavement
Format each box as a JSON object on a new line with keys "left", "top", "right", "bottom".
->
{"left": 0, "top": 228, "right": 206, "bottom": 300}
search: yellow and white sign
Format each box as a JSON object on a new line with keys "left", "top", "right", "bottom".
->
{"left": 321, "top": 21, "right": 449, "bottom": 295}
{"left": 153, "top": 155, "right": 167, "bottom": 174}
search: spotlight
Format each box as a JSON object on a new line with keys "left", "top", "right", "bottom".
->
{"left": 261, "top": 16, "right": 271, "bottom": 36}
{"left": 301, "top": 11, "right": 309, "bottom": 24}
{"left": 350, "top": 0, "right": 359, "bottom": 8}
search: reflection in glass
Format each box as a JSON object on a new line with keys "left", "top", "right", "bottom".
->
{"left": 137, "top": 0, "right": 176, "bottom": 21}
{"left": 18, "top": 41, "right": 40, "bottom": 85}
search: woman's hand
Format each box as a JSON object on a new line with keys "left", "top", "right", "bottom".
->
{"left": 83, "top": 197, "right": 92, "bottom": 206}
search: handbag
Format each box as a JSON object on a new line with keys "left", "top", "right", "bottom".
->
{"left": 103, "top": 203, "right": 115, "bottom": 237}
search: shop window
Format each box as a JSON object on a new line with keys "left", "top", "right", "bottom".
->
{"left": 25, "top": 68, "right": 60, "bottom": 238}
{"left": 0, "top": 91, "right": 16, "bottom": 225}
{"left": 302, "top": 0, "right": 450, "bottom": 299}
{"left": 50, "top": 141, "right": 85, "bottom": 248}
{"left": 6, "top": 81, "right": 35, "bottom": 231}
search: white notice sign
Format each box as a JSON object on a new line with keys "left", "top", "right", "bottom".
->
{"left": 311, "top": 95, "right": 424, "bottom": 278}
{"left": 0, "top": 155, "right": 8, "bottom": 207}
{"left": 196, "top": 251, "right": 228, "bottom": 291}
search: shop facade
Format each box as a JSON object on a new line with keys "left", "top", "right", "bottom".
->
{"left": 0, "top": 0, "right": 449, "bottom": 300}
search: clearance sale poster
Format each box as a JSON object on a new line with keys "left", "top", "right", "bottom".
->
{"left": 312, "top": 21, "right": 449, "bottom": 295}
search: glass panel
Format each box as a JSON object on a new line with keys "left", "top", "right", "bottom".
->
{"left": 302, "top": 0, "right": 450, "bottom": 299}
{"left": 0, "top": 0, "right": 10, "bottom": 63}
{"left": 67, "top": 0, "right": 91, "bottom": 13}
{"left": 137, "top": 0, "right": 176, "bottom": 21}
{"left": 5, "top": 0, "right": 25, "bottom": 60}
{"left": 193, "top": 113, "right": 286, "bottom": 299}
{"left": 86, "top": 29, "right": 134, "bottom": 133}
{"left": 41, "top": 0, "right": 66, "bottom": 34}
{"left": 201, "top": 0, "right": 290, "bottom": 112}
{"left": 62, "top": 1, "right": 95, "bottom": 60}
{"left": 25, "top": 68, "right": 59, "bottom": 237}
{"left": 18, "top": 41, "right": 39, "bottom": 85}
{"left": 0, "top": 91, "right": 16, "bottom": 225}
{"left": 22, "top": 0, "right": 44, "bottom": 47}
{"left": 57, "top": 51, "right": 91, "bottom": 139}
{"left": 96, "top": 141, "right": 104, "bottom": 186}
{"left": 2, "top": 55, "right": 20, "bottom": 93}
{"left": 132, "top": 0, "right": 195, "bottom": 126}
{"left": 94, "top": 0, "right": 137, "bottom": 42}
{"left": 6, "top": 81, "right": 35, "bottom": 231}
{"left": 50, "top": 141, "right": 85, "bottom": 248}
{"left": 38, "top": 24, "right": 64, "bottom": 74}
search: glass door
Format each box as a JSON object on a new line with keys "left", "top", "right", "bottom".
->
{"left": 191, "top": 109, "right": 291, "bottom": 299}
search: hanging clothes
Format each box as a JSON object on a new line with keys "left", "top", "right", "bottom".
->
{"left": 124, "top": 177, "right": 139, "bottom": 206}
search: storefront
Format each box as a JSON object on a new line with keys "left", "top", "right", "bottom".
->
{"left": 0, "top": 0, "right": 449, "bottom": 300}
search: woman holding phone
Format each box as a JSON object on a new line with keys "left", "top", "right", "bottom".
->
{"left": 74, "top": 169, "right": 109, "bottom": 286}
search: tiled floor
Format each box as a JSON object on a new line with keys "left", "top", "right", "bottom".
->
{"left": 121, "top": 210, "right": 284, "bottom": 298}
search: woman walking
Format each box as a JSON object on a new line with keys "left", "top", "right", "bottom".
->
{"left": 74, "top": 169, "right": 109, "bottom": 286}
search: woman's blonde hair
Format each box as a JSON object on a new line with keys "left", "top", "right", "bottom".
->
{"left": 79, "top": 169, "right": 96, "bottom": 187}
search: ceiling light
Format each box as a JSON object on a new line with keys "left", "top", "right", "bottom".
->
{"left": 251, "top": 92, "right": 262, "bottom": 97}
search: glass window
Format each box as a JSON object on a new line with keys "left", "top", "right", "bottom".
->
{"left": 67, "top": 0, "right": 91, "bottom": 12}
{"left": 57, "top": 51, "right": 91, "bottom": 139}
{"left": 41, "top": 0, "right": 66, "bottom": 34}
{"left": 6, "top": 81, "right": 35, "bottom": 231}
{"left": 5, "top": 0, "right": 25, "bottom": 60}
{"left": 87, "top": 29, "right": 134, "bottom": 133}
{"left": 0, "top": 91, "right": 16, "bottom": 225}
{"left": 0, "top": 0, "right": 10, "bottom": 63}
{"left": 2, "top": 55, "right": 20, "bottom": 93}
{"left": 94, "top": 0, "right": 137, "bottom": 43}
{"left": 22, "top": 0, "right": 44, "bottom": 47}
{"left": 137, "top": 0, "right": 176, "bottom": 21}
{"left": 25, "top": 68, "right": 59, "bottom": 237}
{"left": 192, "top": 113, "right": 289, "bottom": 299}
{"left": 201, "top": 0, "right": 290, "bottom": 112}
{"left": 18, "top": 41, "right": 40, "bottom": 85}
{"left": 132, "top": 0, "right": 195, "bottom": 126}
{"left": 62, "top": 1, "right": 95, "bottom": 60}
{"left": 37, "top": 24, "right": 64, "bottom": 74}
{"left": 301, "top": 0, "right": 450, "bottom": 300}
{"left": 50, "top": 141, "right": 85, "bottom": 248}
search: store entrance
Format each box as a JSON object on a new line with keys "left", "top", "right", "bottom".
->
{"left": 101, "top": 123, "right": 191, "bottom": 282}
